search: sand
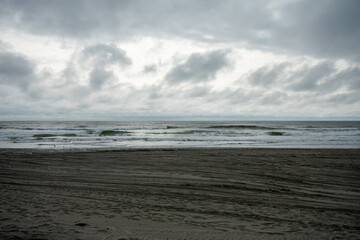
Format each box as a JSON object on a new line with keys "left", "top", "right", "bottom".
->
{"left": 0, "top": 148, "right": 360, "bottom": 239}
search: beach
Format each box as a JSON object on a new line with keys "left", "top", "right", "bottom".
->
{"left": 1, "top": 148, "right": 360, "bottom": 239}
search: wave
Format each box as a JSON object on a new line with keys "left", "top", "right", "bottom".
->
{"left": 33, "top": 134, "right": 77, "bottom": 139}
{"left": 150, "top": 130, "right": 253, "bottom": 136}
{"left": 174, "top": 130, "right": 221, "bottom": 135}
{"left": 166, "top": 126, "right": 179, "bottom": 129}
{"left": 208, "top": 125, "right": 275, "bottom": 130}
{"left": 6, "top": 127, "right": 94, "bottom": 131}
{"left": 124, "top": 137, "right": 227, "bottom": 142}
{"left": 99, "top": 130, "right": 131, "bottom": 136}
{"left": 299, "top": 127, "right": 359, "bottom": 132}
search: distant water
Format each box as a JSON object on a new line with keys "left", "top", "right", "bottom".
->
{"left": 0, "top": 121, "right": 359, "bottom": 149}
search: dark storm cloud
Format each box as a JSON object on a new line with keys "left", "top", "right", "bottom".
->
{"left": 1, "top": 0, "right": 359, "bottom": 60}
{"left": 166, "top": 49, "right": 230, "bottom": 84}
{"left": 0, "top": 50, "right": 36, "bottom": 90}
{"left": 81, "top": 44, "right": 132, "bottom": 66}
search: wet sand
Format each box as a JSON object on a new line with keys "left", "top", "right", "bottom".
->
{"left": 1, "top": 148, "right": 360, "bottom": 239}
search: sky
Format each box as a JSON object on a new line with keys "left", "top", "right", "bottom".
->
{"left": 0, "top": 0, "right": 359, "bottom": 120}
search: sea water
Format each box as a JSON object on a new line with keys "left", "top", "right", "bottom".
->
{"left": 0, "top": 121, "right": 359, "bottom": 149}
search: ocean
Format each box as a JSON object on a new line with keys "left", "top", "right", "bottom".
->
{"left": 0, "top": 121, "right": 359, "bottom": 149}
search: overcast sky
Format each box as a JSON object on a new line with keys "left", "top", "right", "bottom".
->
{"left": 0, "top": 0, "right": 359, "bottom": 120}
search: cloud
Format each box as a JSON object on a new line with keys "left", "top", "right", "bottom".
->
{"left": 0, "top": 1, "right": 359, "bottom": 119}
{"left": 241, "top": 60, "right": 360, "bottom": 110}
{"left": 336, "top": 67, "right": 360, "bottom": 90}
{"left": 0, "top": 40, "right": 12, "bottom": 51}
{"left": 258, "top": 91, "right": 289, "bottom": 106}
{"left": 0, "top": 0, "right": 270, "bottom": 40}
{"left": 143, "top": 64, "right": 157, "bottom": 73}
{"left": 81, "top": 43, "right": 132, "bottom": 66}
{"left": 166, "top": 49, "right": 230, "bottom": 84}
{"left": 288, "top": 61, "right": 335, "bottom": 92}
{"left": 1, "top": 0, "right": 359, "bottom": 61}
{"left": 184, "top": 86, "right": 211, "bottom": 98}
{"left": 327, "top": 92, "right": 360, "bottom": 105}
{"left": 247, "top": 62, "right": 289, "bottom": 87}
{"left": 274, "top": 0, "right": 360, "bottom": 61}
{"left": 0, "top": 0, "right": 119, "bottom": 38}
{"left": 56, "top": 44, "right": 132, "bottom": 91}
{"left": 88, "top": 67, "right": 114, "bottom": 89}
{"left": 0, "top": 49, "right": 36, "bottom": 90}
{"left": 246, "top": 60, "right": 356, "bottom": 93}
{"left": 284, "top": 62, "right": 360, "bottom": 93}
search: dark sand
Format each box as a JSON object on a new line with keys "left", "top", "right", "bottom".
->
{"left": 1, "top": 148, "right": 359, "bottom": 239}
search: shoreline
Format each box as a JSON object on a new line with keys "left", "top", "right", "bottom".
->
{"left": 1, "top": 148, "right": 360, "bottom": 239}
{"left": 1, "top": 146, "right": 359, "bottom": 152}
